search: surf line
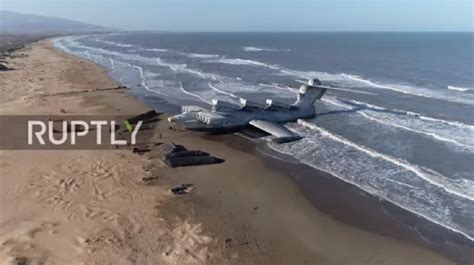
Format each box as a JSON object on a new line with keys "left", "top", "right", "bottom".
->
{"left": 155, "top": 57, "right": 215, "bottom": 80}
{"left": 208, "top": 82, "right": 239, "bottom": 98}
{"left": 125, "top": 63, "right": 168, "bottom": 97}
{"left": 129, "top": 64, "right": 150, "bottom": 90}
{"left": 297, "top": 119, "right": 474, "bottom": 202}
{"left": 321, "top": 98, "right": 474, "bottom": 150}
{"left": 179, "top": 82, "right": 209, "bottom": 103}
{"left": 267, "top": 134, "right": 474, "bottom": 242}
{"left": 346, "top": 99, "right": 474, "bottom": 129}
{"left": 361, "top": 112, "right": 473, "bottom": 150}
{"left": 109, "top": 58, "right": 116, "bottom": 70}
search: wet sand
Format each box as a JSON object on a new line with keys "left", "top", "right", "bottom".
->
{"left": 0, "top": 39, "right": 459, "bottom": 264}
{"left": 254, "top": 143, "right": 474, "bottom": 265}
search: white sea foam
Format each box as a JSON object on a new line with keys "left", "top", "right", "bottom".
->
{"left": 122, "top": 62, "right": 172, "bottom": 96}
{"left": 243, "top": 46, "right": 291, "bottom": 52}
{"left": 178, "top": 82, "right": 211, "bottom": 103}
{"left": 448, "top": 85, "right": 471, "bottom": 92}
{"left": 154, "top": 57, "right": 218, "bottom": 81}
{"left": 144, "top": 48, "right": 169, "bottom": 52}
{"left": 215, "top": 58, "right": 280, "bottom": 70}
{"left": 56, "top": 35, "right": 474, "bottom": 110}
{"left": 282, "top": 71, "right": 474, "bottom": 106}
{"left": 185, "top": 53, "right": 219, "bottom": 58}
{"left": 339, "top": 74, "right": 474, "bottom": 105}
{"left": 322, "top": 98, "right": 474, "bottom": 150}
{"left": 267, "top": 120, "right": 474, "bottom": 240}
{"left": 55, "top": 36, "right": 474, "bottom": 107}
{"left": 66, "top": 44, "right": 288, "bottom": 102}
{"left": 346, "top": 99, "right": 474, "bottom": 130}
{"left": 243, "top": 47, "right": 264, "bottom": 52}
{"left": 361, "top": 112, "right": 473, "bottom": 150}
{"left": 130, "top": 64, "right": 152, "bottom": 92}
{"left": 297, "top": 119, "right": 474, "bottom": 200}
{"left": 208, "top": 82, "right": 239, "bottom": 98}
{"left": 52, "top": 37, "right": 73, "bottom": 53}
{"left": 165, "top": 47, "right": 474, "bottom": 106}
{"left": 56, "top": 37, "right": 151, "bottom": 63}
{"left": 99, "top": 39, "right": 134, "bottom": 48}
{"left": 280, "top": 69, "right": 342, "bottom": 81}
{"left": 109, "top": 58, "right": 116, "bottom": 70}
{"left": 83, "top": 50, "right": 92, "bottom": 60}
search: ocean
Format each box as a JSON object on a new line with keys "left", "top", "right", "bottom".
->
{"left": 54, "top": 32, "right": 474, "bottom": 243}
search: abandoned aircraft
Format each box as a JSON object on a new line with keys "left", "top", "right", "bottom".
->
{"left": 167, "top": 79, "right": 328, "bottom": 143}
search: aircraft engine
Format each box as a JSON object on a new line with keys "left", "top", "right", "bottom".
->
{"left": 196, "top": 112, "right": 226, "bottom": 125}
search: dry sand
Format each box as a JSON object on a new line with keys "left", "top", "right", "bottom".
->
{"left": 0, "top": 40, "right": 455, "bottom": 264}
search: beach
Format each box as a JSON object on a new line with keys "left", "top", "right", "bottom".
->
{"left": 0, "top": 39, "right": 460, "bottom": 264}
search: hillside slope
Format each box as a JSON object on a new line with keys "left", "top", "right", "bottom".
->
{"left": 0, "top": 10, "right": 113, "bottom": 33}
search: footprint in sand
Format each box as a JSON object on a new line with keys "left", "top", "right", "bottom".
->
{"left": 12, "top": 155, "right": 119, "bottom": 219}
{"left": 162, "top": 220, "right": 214, "bottom": 265}
{"left": 0, "top": 220, "right": 65, "bottom": 265}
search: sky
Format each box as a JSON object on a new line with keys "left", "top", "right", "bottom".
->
{"left": 1, "top": 0, "right": 473, "bottom": 31}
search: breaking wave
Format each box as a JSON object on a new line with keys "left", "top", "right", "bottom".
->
{"left": 155, "top": 57, "right": 218, "bottom": 80}
{"left": 214, "top": 58, "right": 280, "bottom": 70}
{"left": 130, "top": 64, "right": 151, "bottom": 91}
{"left": 98, "top": 39, "right": 134, "bottom": 48}
{"left": 179, "top": 82, "right": 209, "bottom": 102}
{"left": 185, "top": 53, "right": 219, "bottom": 58}
{"left": 297, "top": 119, "right": 474, "bottom": 201}
{"left": 339, "top": 74, "right": 474, "bottom": 105}
{"left": 268, "top": 120, "right": 474, "bottom": 241}
{"left": 282, "top": 70, "right": 474, "bottom": 106}
{"left": 208, "top": 82, "right": 239, "bottom": 98}
{"left": 321, "top": 98, "right": 474, "bottom": 150}
{"left": 243, "top": 46, "right": 291, "bottom": 52}
{"left": 343, "top": 99, "right": 474, "bottom": 129}
{"left": 144, "top": 48, "right": 169, "bottom": 52}
{"left": 448, "top": 85, "right": 472, "bottom": 92}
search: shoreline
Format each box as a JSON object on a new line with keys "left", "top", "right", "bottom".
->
{"left": 205, "top": 133, "right": 474, "bottom": 264}
{"left": 72, "top": 30, "right": 474, "bottom": 263}
{"left": 0, "top": 38, "right": 463, "bottom": 264}
{"left": 255, "top": 142, "right": 474, "bottom": 264}
{"left": 53, "top": 37, "right": 473, "bottom": 264}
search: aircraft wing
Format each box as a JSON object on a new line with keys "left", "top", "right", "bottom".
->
{"left": 249, "top": 120, "right": 301, "bottom": 143}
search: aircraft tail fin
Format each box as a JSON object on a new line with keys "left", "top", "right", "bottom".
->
{"left": 293, "top": 79, "right": 327, "bottom": 107}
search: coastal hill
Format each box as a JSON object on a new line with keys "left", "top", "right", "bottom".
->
{"left": 0, "top": 10, "right": 113, "bottom": 34}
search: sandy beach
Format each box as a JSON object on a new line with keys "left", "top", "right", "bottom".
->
{"left": 0, "top": 40, "right": 458, "bottom": 264}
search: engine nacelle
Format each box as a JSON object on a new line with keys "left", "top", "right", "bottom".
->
{"left": 195, "top": 112, "right": 226, "bottom": 125}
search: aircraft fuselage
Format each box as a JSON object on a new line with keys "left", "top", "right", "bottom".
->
{"left": 169, "top": 104, "right": 315, "bottom": 131}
